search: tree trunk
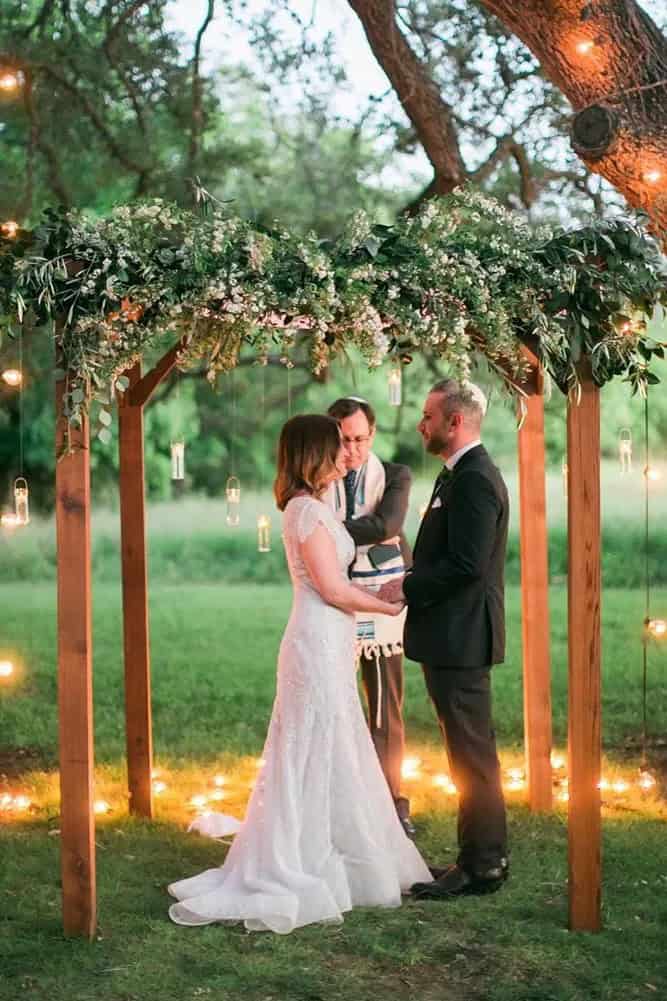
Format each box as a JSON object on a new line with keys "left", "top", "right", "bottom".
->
{"left": 471, "top": 0, "right": 667, "bottom": 241}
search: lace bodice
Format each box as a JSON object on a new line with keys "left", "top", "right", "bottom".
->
{"left": 282, "top": 496, "right": 355, "bottom": 595}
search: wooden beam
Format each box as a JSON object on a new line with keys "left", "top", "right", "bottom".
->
{"left": 517, "top": 389, "right": 553, "bottom": 812}
{"left": 55, "top": 376, "right": 96, "bottom": 939}
{"left": 127, "top": 336, "right": 187, "bottom": 408}
{"left": 118, "top": 363, "right": 153, "bottom": 818}
{"left": 566, "top": 358, "right": 602, "bottom": 933}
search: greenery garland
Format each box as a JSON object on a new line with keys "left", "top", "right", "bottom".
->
{"left": 0, "top": 187, "right": 665, "bottom": 435}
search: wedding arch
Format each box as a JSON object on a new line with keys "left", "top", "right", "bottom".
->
{"left": 1, "top": 188, "right": 665, "bottom": 939}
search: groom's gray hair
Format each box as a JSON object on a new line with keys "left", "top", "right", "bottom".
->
{"left": 430, "top": 379, "right": 487, "bottom": 426}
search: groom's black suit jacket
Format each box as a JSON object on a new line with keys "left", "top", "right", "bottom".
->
{"left": 403, "top": 444, "right": 508, "bottom": 669}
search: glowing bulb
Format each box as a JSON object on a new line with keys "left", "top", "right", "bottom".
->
{"left": 638, "top": 772, "right": 656, "bottom": 791}
{"left": 190, "top": 794, "right": 208, "bottom": 808}
{"left": 94, "top": 800, "right": 110, "bottom": 814}
{"left": 401, "top": 757, "right": 422, "bottom": 780}
{"left": 576, "top": 39, "right": 594, "bottom": 54}
{"left": 1, "top": 512, "right": 20, "bottom": 529}
{"left": 647, "top": 618, "right": 667, "bottom": 638}
{"left": 0, "top": 660, "right": 14, "bottom": 678}
{"left": 612, "top": 780, "right": 628, "bottom": 794}
{"left": 598, "top": 778, "right": 610, "bottom": 791}
{"left": 213, "top": 774, "right": 226, "bottom": 786}
{"left": 645, "top": 466, "right": 661, "bottom": 481}
{"left": 644, "top": 169, "right": 662, "bottom": 184}
{"left": 0, "top": 73, "right": 20, "bottom": 93}
{"left": 152, "top": 780, "right": 167, "bottom": 795}
{"left": 558, "top": 790, "right": 569, "bottom": 803}
{"left": 210, "top": 790, "right": 226, "bottom": 801}
{"left": 13, "top": 795, "right": 31, "bottom": 810}
{"left": 1, "top": 368, "right": 22, "bottom": 386}
{"left": 550, "top": 752, "right": 565, "bottom": 770}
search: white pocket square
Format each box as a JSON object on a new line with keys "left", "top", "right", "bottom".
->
{"left": 431, "top": 497, "right": 443, "bottom": 509}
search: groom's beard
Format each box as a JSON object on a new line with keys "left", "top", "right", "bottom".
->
{"left": 424, "top": 432, "right": 448, "bottom": 456}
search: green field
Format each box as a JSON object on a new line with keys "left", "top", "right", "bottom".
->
{"left": 1, "top": 574, "right": 666, "bottom": 1001}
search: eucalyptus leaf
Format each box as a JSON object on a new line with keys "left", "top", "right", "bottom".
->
{"left": 97, "top": 427, "right": 112, "bottom": 444}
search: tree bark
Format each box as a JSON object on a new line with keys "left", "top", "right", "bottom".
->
{"left": 473, "top": 0, "right": 667, "bottom": 242}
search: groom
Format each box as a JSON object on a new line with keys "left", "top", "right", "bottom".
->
{"left": 325, "top": 396, "right": 415, "bottom": 838}
{"left": 381, "top": 379, "right": 509, "bottom": 898}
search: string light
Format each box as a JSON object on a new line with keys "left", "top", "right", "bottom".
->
{"left": 93, "top": 800, "right": 110, "bottom": 815}
{"left": 576, "top": 39, "right": 594, "bottom": 54}
{"left": 0, "top": 72, "right": 20, "bottom": 93}
{"left": 646, "top": 618, "right": 667, "bottom": 639}
{"left": 401, "top": 756, "right": 422, "bottom": 780}
{"left": 0, "top": 660, "right": 15, "bottom": 679}
{"left": 213, "top": 774, "right": 226, "bottom": 786}
{"left": 1, "top": 220, "right": 19, "bottom": 238}
{"left": 1, "top": 368, "right": 22, "bottom": 387}
{"left": 152, "top": 780, "right": 167, "bottom": 795}
{"left": 189, "top": 794, "right": 208, "bottom": 808}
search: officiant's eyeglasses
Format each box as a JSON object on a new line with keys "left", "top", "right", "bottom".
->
{"left": 342, "top": 435, "right": 371, "bottom": 446}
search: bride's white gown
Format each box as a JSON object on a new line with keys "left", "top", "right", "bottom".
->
{"left": 168, "top": 496, "right": 431, "bottom": 933}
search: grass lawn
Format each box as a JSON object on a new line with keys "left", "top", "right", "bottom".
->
{"left": 1, "top": 581, "right": 667, "bottom": 1001}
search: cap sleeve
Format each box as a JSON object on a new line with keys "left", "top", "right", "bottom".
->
{"left": 295, "top": 498, "right": 336, "bottom": 544}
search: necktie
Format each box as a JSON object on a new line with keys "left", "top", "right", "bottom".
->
{"left": 344, "top": 470, "right": 357, "bottom": 518}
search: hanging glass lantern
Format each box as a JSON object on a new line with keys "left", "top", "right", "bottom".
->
{"left": 618, "top": 428, "right": 632, "bottom": 473}
{"left": 257, "top": 514, "right": 271, "bottom": 553}
{"left": 225, "top": 475, "right": 241, "bottom": 526}
{"left": 14, "top": 477, "right": 29, "bottom": 525}
{"left": 170, "top": 440, "right": 185, "bottom": 481}
{"left": 388, "top": 364, "right": 402, "bottom": 407}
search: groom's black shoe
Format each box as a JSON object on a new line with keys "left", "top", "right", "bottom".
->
{"left": 428, "top": 857, "right": 509, "bottom": 882}
{"left": 413, "top": 861, "right": 507, "bottom": 900}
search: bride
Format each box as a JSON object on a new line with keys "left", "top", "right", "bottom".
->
{"left": 168, "top": 414, "right": 431, "bottom": 932}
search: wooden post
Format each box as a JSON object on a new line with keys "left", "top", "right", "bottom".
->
{"left": 517, "top": 391, "right": 553, "bottom": 811}
{"left": 566, "top": 359, "right": 602, "bottom": 932}
{"left": 56, "top": 377, "right": 96, "bottom": 938}
{"left": 118, "top": 363, "right": 153, "bottom": 818}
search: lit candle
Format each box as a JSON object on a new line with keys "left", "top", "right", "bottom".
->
{"left": 14, "top": 477, "right": 29, "bottom": 526}
{"left": 1, "top": 368, "right": 22, "bottom": 386}
{"left": 171, "top": 440, "right": 185, "bottom": 480}
{"left": 388, "top": 365, "right": 402, "bottom": 407}
{"left": 257, "top": 515, "right": 271, "bottom": 553}
{"left": 1, "top": 512, "right": 20, "bottom": 529}
{"left": 94, "top": 800, "right": 110, "bottom": 814}
{"left": 225, "top": 476, "right": 241, "bottom": 526}
{"left": 401, "top": 756, "right": 422, "bottom": 780}
{"left": 618, "top": 428, "right": 632, "bottom": 473}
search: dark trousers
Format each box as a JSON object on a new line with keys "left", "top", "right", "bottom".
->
{"left": 422, "top": 665, "right": 507, "bottom": 873}
{"left": 359, "top": 651, "right": 409, "bottom": 818}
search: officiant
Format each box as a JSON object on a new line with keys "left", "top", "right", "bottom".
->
{"left": 325, "top": 397, "right": 415, "bottom": 838}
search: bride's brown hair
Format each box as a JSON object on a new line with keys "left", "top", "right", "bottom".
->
{"left": 274, "top": 415, "right": 342, "bottom": 511}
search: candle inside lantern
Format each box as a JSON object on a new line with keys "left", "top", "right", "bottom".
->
{"left": 171, "top": 440, "right": 185, "bottom": 481}
{"left": 226, "top": 475, "right": 241, "bottom": 526}
{"left": 1, "top": 368, "right": 22, "bottom": 386}
{"left": 1, "top": 511, "right": 20, "bottom": 529}
{"left": 618, "top": 428, "right": 632, "bottom": 473}
{"left": 14, "top": 478, "right": 29, "bottom": 526}
{"left": 388, "top": 365, "right": 402, "bottom": 407}
{"left": 257, "top": 514, "right": 271, "bottom": 553}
